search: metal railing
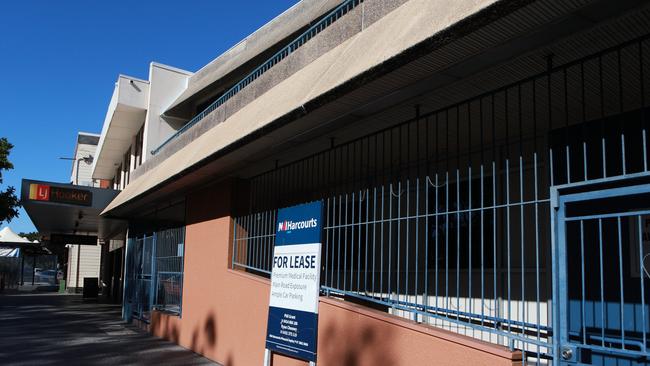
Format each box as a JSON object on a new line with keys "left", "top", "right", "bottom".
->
{"left": 125, "top": 227, "right": 186, "bottom": 322}
{"left": 231, "top": 35, "right": 650, "bottom": 364}
{"left": 234, "top": 162, "right": 554, "bottom": 360}
{"left": 125, "top": 236, "right": 154, "bottom": 321}
{"left": 151, "top": 0, "right": 363, "bottom": 156}
{"left": 154, "top": 227, "right": 185, "bottom": 314}
{"left": 556, "top": 183, "right": 650, "bottom": 363}
{"left": 233, "top": 210, "right": 276, "bottom": 276}
{"left": 0, "top": 257, "right": 21, "bottom": 289}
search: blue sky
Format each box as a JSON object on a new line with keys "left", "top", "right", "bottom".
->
{"left": 0, "top": 0, "right": 298, "bottom": 233}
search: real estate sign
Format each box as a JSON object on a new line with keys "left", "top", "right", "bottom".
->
{"left": 265, "top": 201, "right": 322, "bottom": 362}
{"left": 28, "top": 183, "right": 92, "bottom": 206}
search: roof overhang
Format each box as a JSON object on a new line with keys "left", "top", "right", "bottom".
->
{"left": 103, "top": 0, "right": 650, "bottom": 218}
{"left": 21, "top": 179, "right": 125, "bottom": 242}
{"left": 103, "top": 0, "right": 502, "bottom": 217}
{"left": 91, "top": 75, "right": 150, "bottom": 180}
{"left": 0, "top": 241, "right": 41, "bottom": 252}
{"left": 164, "top": 0, "right": 341, "bottom": 119}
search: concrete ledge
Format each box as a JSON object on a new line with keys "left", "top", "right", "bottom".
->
{"left": 151, "top": 310, "right": 183, "bottom": 344}
{"left": 152, "top": 267, "right": 522, "bottom": 365}
{"left": 318, "top": 296, "right": 522, "bottom": 365}
{"left": 226, "top": 268, "right": 272, "bottom": 285}
{"left": 104, "top": 0, "right": 520, "bottom": 216}
{"left": 131, "top": 0, "right": 408, "bottom": 182}
{"left": 131, "top": 317, "right": 151, "bottom": 333}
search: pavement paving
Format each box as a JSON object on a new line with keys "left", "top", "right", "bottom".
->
{"left": 0, "top": 293, "right": 219, "bottom": 366}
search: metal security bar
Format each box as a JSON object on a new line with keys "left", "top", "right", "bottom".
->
{"left": 232, "top": 34, "right": 650, "bottom": 365}
{"left": 152, "top": 0, "right": 363, "bottom": 156}
{"left": 124, "top": 227, "right": 186, "bottom": 322}
{"left": 232, "top": 210, "right": 276, "bottom": 276}
{"left": 0, "top": 257, "right": 21, "bottom": 289}
{"left": 126, "top": 235, "right": 154, "bottom": 322}
{"left": 153, "top": 227, "right": 186, "bottom": 315}
{"left": 556, "top": 183, "right": 650, "bottom": 364}
{"left": 124, "top": 237, "right": 135, "bottom": 318}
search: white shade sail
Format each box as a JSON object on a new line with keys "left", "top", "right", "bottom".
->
{"left": 0, "top": 227, "right": 35, "bottom": 244}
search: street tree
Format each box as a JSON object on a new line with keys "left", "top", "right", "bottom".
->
{"left": 19, "top": 232, "right": 40, "bottom": 242}
{"left": 0, "top": 137, "right": 20, "bottom": 225}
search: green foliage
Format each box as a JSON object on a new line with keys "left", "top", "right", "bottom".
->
{"left": 19, "top": 232, "right": 40, "bottom": 242}
{"left": 0, "top": 137, "right": 20, "bottom": 224}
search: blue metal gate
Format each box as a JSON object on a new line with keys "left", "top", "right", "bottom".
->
{"left": 124, "top": 235, "right": 154, "bottom": 322}
{"left": 554, "top": 177, "right": 650, "bottom": 365}
{"left": 123, "top": 228, "right": 185, "bottom": 322}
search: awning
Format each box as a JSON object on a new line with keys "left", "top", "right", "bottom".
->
{"left": 0, "top": 226, "right": 33, "bottom": 244}
{"left": 103, "top": 0, "right": 499, "bottom": 217}
{"left": 0, "top": 227, "right": 34, "bottom": 256}
{"left": 21, "top": 179, "right": 125, "bottom": 243}
{"left": 0, "top": 247, "right": 20, "bottom": 257}
{"left": 91, "top": 75, "right": 149, "bottom": 180}
{"left": 164, "top": 0, "right": 341, "bottom": 119}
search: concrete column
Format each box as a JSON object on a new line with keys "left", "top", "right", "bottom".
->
{"left": 120, "top": 162, "right": 126, "bottom": 190}
{"left": 130, "top": 136, "right": 137, "bottom": 173}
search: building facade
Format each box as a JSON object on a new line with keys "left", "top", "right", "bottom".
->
{"left": 65, "top": 132, "right": 102, "bottom": 291}
{"left": 91, "top": 0, "right": 650, "bottom": 365}
{"left": 21, "top": 132, "right": 122, "bottom": 295}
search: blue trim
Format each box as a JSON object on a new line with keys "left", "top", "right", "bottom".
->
{"left": 553, "top": 178, "right": 650, "bottom": 365}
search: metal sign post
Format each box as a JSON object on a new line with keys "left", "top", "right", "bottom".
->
{"left": 263, "top": 201, "right": 322, "bottom": 366}
{"left": 263, "top": 349, "right": 315, "bottom": 366}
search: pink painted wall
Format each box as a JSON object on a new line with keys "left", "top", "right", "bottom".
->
{"left": 317, "top": 297, "right": 521, "bottom": 366}
{"left": 151, "top": 181, "right": 271, "bottom": 366}
{"left": 150, "top": 181, "right": 520, "bottom": 366}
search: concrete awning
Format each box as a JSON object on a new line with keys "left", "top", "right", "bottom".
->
{"left": 164, "top": 0, "right": 341, "bottom": 119}
{"left": 21, "top": 179, "right": 124, "bottom": 242}
{"left": 103, "top": 0, "right": 500, "bottom": 216}
{"left": 91, "top": 75, "right": 150, "bottom": 180}
{"left": 102, "top": 0, "right": 649, "bottom": 218}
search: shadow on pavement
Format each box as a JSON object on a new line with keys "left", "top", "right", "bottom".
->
{"left": 0, "top": 293, "right": 218, "bottom": 366}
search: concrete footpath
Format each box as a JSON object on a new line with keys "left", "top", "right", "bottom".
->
{"left": 0, "top": 293, "right": 218, "bottom": 365}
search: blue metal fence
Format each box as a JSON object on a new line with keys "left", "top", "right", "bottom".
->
{"left": 151, "top": 0, "right": 363, "bottom": 156}
{"left": 124, "top": 227, "right": 186, "bottom": 322}
{"left": 154, "top": 227, "right": 185, "bottom": 314}
{"left": 232, "top": 35, "right": 650, "bottom": 364}
{"left": 235, "top": 168, "right": 555, "bottom": 362}
{"left": 0, "top": 256, "right": 21, "bottom": 289}
{"left": 124, "top": 236, "right": 149, "bottom": 321}
{"left": 553, "top": 180, "right": 650, "bottom": 365}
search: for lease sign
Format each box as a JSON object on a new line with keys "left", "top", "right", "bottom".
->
{"left": 265, "top": 201, "right": 322, "bottom": 362}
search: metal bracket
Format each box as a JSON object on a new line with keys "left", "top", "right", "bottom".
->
{"left": 560, "top": 344, "right": 577, "bottom": 363}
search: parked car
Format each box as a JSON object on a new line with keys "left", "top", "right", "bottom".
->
{"left": 35, "top": 269, "right": 56, "bottom": 284}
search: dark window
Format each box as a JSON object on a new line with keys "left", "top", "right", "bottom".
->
{"left": 135, "top": 126, "right": 144, "bottom": 167}
{"left": 124, "top": 148, "right": 132, "bottom": 185}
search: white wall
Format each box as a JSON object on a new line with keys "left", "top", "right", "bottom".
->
{"left": 66, "top": 244, "right": 101, "bottom": 289}
{"left": 117, "top": 74, "right": 149, "bottom": 110}
{"left": 142, "top": 63, "right": 192, "bottom": 162}
{"left": 70, "top": 141, "right": 98, "bottom": 186}
{"left": 91, "top": 76, "right": 149, "bottom": 181}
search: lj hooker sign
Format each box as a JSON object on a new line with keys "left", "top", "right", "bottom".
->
{"left": 28, "top": 184, "right": 92, "bottom": 206}
{"left": 265, "top": 201, "right": 322, "bottom": 363}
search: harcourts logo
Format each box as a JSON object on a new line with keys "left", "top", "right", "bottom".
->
{"left": 277, "top": 218, "right": 318, "bottom": 232}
